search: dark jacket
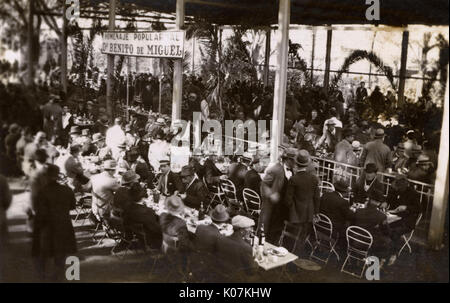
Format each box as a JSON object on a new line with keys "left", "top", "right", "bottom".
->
{"left": 352, "top": 175, "right": 386, "bottom": 203}
{"left": 159, "top": 212, "right": 193, "bottom": 252}
{"left": 244, "top": 168, "right": 262, "bottom": 196}
{"left": 195, "top": 224, "right": 223, "bottom": 254}
{"left": 203, "top": 158, "right": 223, "bottom": 185}
{"left": 183, "top": 178, "right": 209, "bottom": 210}
{"left": 320, "top": 191, "right": 353, "bottom": 234}
{"left": 32, "top": 181, "right": 77, "bottom": 257}
{"left": 157, "top": 171, "right": 184, "bottom": 196}
{"left": 285, "top": 170, "right": 320, "bottom": 224}
{"left": 216, "top": 231, "right": 257, "bottom": 274}
{"left": 387, "top": 186, "right": 421, "bottom": 230}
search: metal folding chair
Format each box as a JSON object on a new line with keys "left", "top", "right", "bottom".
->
{"left": 278, "top": 220, "right": 302, "bottom": 253}
{"left": 242, "top": 188, "right": 261, "bottom": 220}
{"left": 74, "top": 193, "right": 92, "bottom": 225}
{"left": 398, "top": 213, "right": 422, "bottom": 257}
{"left": 203, "top": 177, "right": 225, "bottom": 211}
{"left": 319, "top": 181, "right": 335, "bottom": 196}
{"left": 310, "top": 213, "right": 340, "bottom": 264}
{"left": 341, "top": 226, "right": 373, "bottom": 278}
{"left": 219, "top": 178, "right": 244, "bottom": 214}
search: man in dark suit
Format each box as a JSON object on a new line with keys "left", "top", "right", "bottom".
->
{"left": 157, "top": 159, "right": 184, "bottom": 197}
{"left": 385, "top": 174, "right": 421, "bottom": 266}
{"left": 203, "top": 152, "right": 224, "bottom": 186}
{"left": 244, "top": 155, "right": 263, "bottom": 196}
{"left": 179, "top": 165, "right": 209, "bottom": 210}
{"left": 195, "top": 204, "right": 229, "bottom": 254}
{"left": 285, "top": 150, "right": 320, "bottom": 255}
{"left": 352, "top": 163, "right": 385, "bottom": 204}
{"left": 320, "top": 179, "right": 354, "bottom": 249}
{"left": 260, "top": 148, "right": 296, "bottom": 242}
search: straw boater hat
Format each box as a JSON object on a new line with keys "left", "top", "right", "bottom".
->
{"left": 117, "top": 142, "right": 127, "bottom": 150}
{"left": 159, "top": 159, "right": 170, "bottom": 166}
{"left": 70, "top": 126, "right": 81, "bottom": 135}
{"left": 165, "top": 195, "right": 185, "bottom": 215}
{"left": 352, "top": 141, "right": 361, "bottom": 151}
{"left": 209, "top": 204, "right": 230, "bottom": 223}
{"left": 374, "top": 128, "right": 385, "bottom": 139}
{"left": 295, "top": 149, "right": 311, "bottom": 167}
{"left": 92, "top": 133, "right": 104, "bottom": 143}
{"left": 102, "top": 160, "right": 117, "bottom": 171}
{"left": 416, "top": 154, "right": 432, "bottom": 166}
{"left": 326, "top": 120, "right": 336, "bottom": 126}
{"left": 120, "top": 170, "right": 140, "bottom": 185}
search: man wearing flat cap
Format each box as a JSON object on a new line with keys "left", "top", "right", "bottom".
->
{"left": 216, "top": 215, "right": 257, "bottom": 274}
{"left": 260, "top": 147, "right": 297, "bottom": 241}
{"left": 179, "top": 165, "right": 209, "bottom": 210}
{"left": 360, "top": 128, "right": 392, "bottom": 173}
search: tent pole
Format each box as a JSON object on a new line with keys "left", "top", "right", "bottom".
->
{"left": 397, "top": 30, "right": 409, "bottom": 107}
{"left": 171, "top": 0, "right": 185, "bottom": 124}
{"left": 106, "top": 0, "right": 116, "bottom": 124}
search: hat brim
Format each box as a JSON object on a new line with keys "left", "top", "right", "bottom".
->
{"left": 92, "top": 137, "right": 105, "bottom": 143}
{"left": 209, "top": 210, "right": 230, "bottom": 222}
{"left": 296, "top": 158, "right": 311, "bottom": 167}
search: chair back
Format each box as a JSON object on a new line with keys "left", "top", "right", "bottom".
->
{"left": 312, "top": 213, "right": 334, "bottom": 243}
{"left": 415, "top": 213, "right": 423, "bottom": 227}
{"left": 219, "top": 178, "right": 241, "bottom": 209}
{"left": 242, "top": 188, "right": 261, "bottom": 215}
{"left": 346, "top": 226, "right": 373, "bottom": 258}
{"left": 278, "top": 220, "right": 301, "bottom": 253}
{"left": 319, "top": 181, "right": 335, "bottom": 196}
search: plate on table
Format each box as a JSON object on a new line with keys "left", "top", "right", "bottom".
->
{"left": 271, "top": 246, "right": 288, "bottom": 257}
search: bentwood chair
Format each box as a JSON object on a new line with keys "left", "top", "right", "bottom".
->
{"left": 219, "top": 178, "right": 244, "bottom": 215}
{"left": 319, "top": 181, "right": 335, "bottom": 197}
{"left": 203, "top": 177, "right": 225, "bottom": 211}
{"left": 398, "top": 213, "right": 423, "bottom": 257}
{"left": 341, "top": 226, "right": 373, "bottom": 278}
{"left": 242, "top": 188, "right": 261, "bottom": 221}
{"left": 310, "top": 213, "right": 340, "bottom": 264}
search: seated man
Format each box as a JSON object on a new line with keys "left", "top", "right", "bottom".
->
{"left": 244, "top": 154, "right": 263, "bottom": 196}
{"left": 216, "top": 215, "right": 258, "bottom": 276}
{"left": 407, "top": 155, "right": 435, "bottom": 184}
{"left": 319, "top": 179, "right": 354, "bottom": 249}
{"left": 195, "top": 204, "right": 229, "bottom": 254}
{"left": 114, "top": 170, "right": 162, "bottom": 249}
{"left": 157, "top": 159, "right": 184, "bottom": 197}
{"left": 351, "top": 163, "right": 385, "bottom": 204}
{"left": 63, "top": 145, "right": 90, "bottom": 193}
{"left": 90, "top": 160, "right": 120, "bottom": 222}
{"left": 123, "top": 148, "right": 156, "bottom": 189}
{"left": 203, "top": 151, "right": 224, "bottom": 186}
{"left": 385, "top": 174, "right": 421, "bottom": 266}
{"left": 179, "top": 165, "right": 209, "bottom": 210}
{"left": 159, "top": 196, "right": 194, "bottom": 254}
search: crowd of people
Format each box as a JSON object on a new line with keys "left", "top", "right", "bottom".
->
{"left": 0, "top": 73, "right": 443, "bottom": 281}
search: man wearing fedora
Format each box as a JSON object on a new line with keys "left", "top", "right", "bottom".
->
{"left": 160, "top": 195, "right": 193, "bottom": 255}
{"left": 114, "top": 170, "right": 162, "bottom": 249}
{"left": 90, "top": 133, "right": 112, "bottom": 160}
{"left": 392, "top": 142, "right": 408, "bottom": 173}
{"left": 41, "top": 94, "right": 63, "bottom": 142}
{"left": 179, "top": 165, "right": 209, "bottom": 210}
{"left": 195, "top": 204, "right": 229, "bottom": 254}
{"left": 407, "top": 154, "right": 435, "bottom": 183}
{"left": 69, "top": 126, "right": 82, "bottom": 146}
{"left": 360, "top": 128, "right": 392, "bottom": 173}
{"left": 315, "top": 120, "right": 338, "bottom": 153}
{"left": 385, "top": 174, "right": 421, "bottom": 266}
{"left": 320, "top": 179, "right": 354, "bottom": 249}
{"left": 90, "top": 160, "right": 120, "bottom": 222}
{"left": 285, "top": 149, "right": 320, "bottom": 255}
{"left": 157, "top": 159, "right": 184, "bottom": 197}
{"left": 203, "top": 150, "right": 225, "bottom": 186}
{"left": 260, "top": 147, "right": 297, "bottom": 242}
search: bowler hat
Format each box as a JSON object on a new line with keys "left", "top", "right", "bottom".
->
{"left": 209, "top": 204, "right": 230, "bottom": 223}
{"left": 295, "top": 149, "right": 311, "bottom": 167}
{"left": 374, "top": 128, "right": 385, "bottom": 138}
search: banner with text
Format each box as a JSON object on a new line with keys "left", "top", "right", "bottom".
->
{"left": 101, "top": 30, "right": 185, "bottom": 58}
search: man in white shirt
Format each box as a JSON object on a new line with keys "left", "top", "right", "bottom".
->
{"left": 105, "top": 117, "right": 126, "bottom": 160}
{"left": 147, "top": 129, "right": 171, "bottom": 172}
{"left": 90, "top": 160, "right": 120, "bottom": 221}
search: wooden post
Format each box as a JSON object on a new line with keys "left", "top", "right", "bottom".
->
{"left": 106, "top": 0, "right": 116, "bottom": 124}
{"left": 61, "top": 3, "right": 68, "bottom": 94}
{"left": 428, "top": 69, "right": 449, "bottom": 250}
{"left": 397, "top": 30, "right": 409, "bottom": 107}
{"left": 126, "top": 57, "right": 130, "bottom": 122}
{"left": 310, "top": 28, "right": 316, "bottom": 83}
{"left": 172, "top": 0, "right": 185, "bottom": 123}
{"left": 27, "top": 0, "right": 35, "bottom": 87}
{"left": 323, "top": 28, "right": 332, "bottom": 92}
{"left": 270, "top": 0, "right": 290, "bottom": 163}
{"left": 263, "top": 28, "right": 271, "bottom": 87}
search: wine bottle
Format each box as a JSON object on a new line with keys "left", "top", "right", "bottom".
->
{"left": 260, "top": 223, "right": 266, "bottom": 247}
{"left": 198, "top": 202, "right": 205, "bottom": 220}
